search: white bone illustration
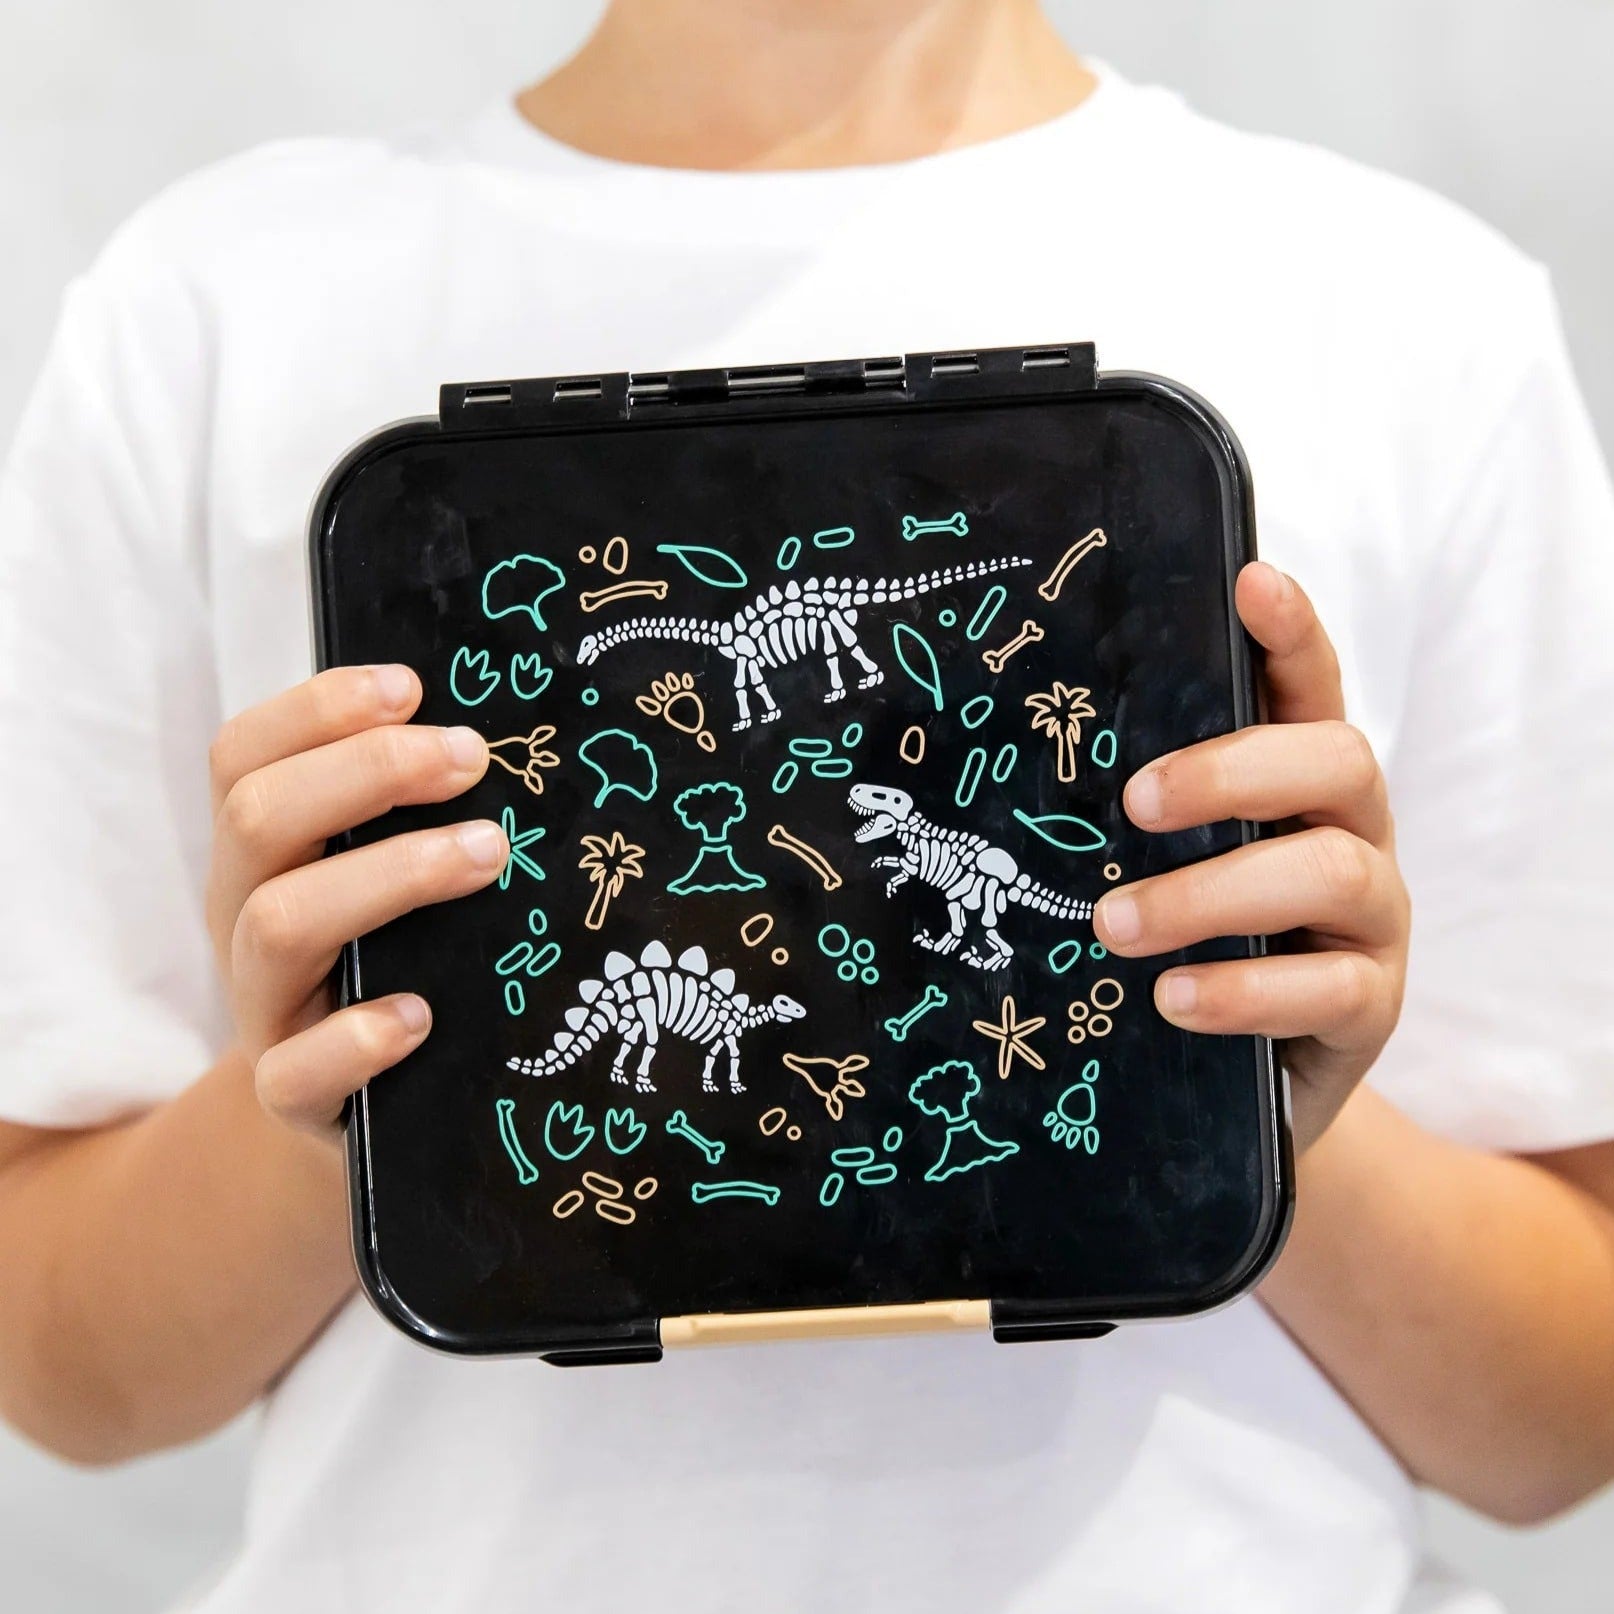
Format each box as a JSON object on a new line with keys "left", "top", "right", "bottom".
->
{"left": 848, "top": 784, "right": 1094, "bottom": 971}
{"left": 507, "top": 940, "right": 805, "bottom": 1095}
{"left": 575, "top": 559, "right": 1031, "bottom": 730}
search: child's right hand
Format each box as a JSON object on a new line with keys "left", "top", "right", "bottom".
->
{"left": 204, "top": 665, "right": 507, "bottom": 1135}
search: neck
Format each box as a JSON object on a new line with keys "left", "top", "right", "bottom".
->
{"left": 517, "top": 0, "right": 1095, "bottom": 171}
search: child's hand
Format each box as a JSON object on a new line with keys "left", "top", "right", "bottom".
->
{"left": 204, "top": 666, "right": 506, "bottom": 1134}
{"left": 1092, "top": 563, "right": 1410, "bottom": 1154}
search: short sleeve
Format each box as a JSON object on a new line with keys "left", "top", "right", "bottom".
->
{"left": 1368, "top": 266, "right": 1614, "bottom": 1152}
{"left": 0, "top": 220, "right": 228, "bottom": 1127}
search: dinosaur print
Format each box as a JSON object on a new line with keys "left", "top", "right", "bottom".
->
{"left": 847, "top": 783, "right": 1094, "bottom": 971}
{"left": 575, "top": 558, "right": 1032, "bottom": 730}
{"left": 507, "top": 940, "right": 806, "bottom": 1095}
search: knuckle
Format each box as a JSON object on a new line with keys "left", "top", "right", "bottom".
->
{"left": 1306, "top": 826, "right": 1374, "bottom": 906}
{"left": 1324, "top": 721, "right": 1379, "bottom": 795}
{"left": 1329, "top": 952, "right": 1378, "bottom": 1020}
{"left": 308, "top": 667, "right": 368, "bottom": 734}
{"left": 346, "top": 1009, "right": 394, "bottom": 1068}
{"left": 208, "top": 721, "right": 244, "bottom": 792}
{"left": 366, "top": 723, "right": 430, "bottom": 791}
{"left": 389, "top": 830, "right": 450, "bottom": 898}
{"left": 218, "top": 776, "right": 275, "bottom": 856}
{"left": 235, "top": 881, "right": 303, "bottom": 964}
{"left": 252, "top": 1047, "right": 298, "bottom": 1120}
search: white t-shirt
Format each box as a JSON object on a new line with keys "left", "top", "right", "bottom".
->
{"left": 3, "top": 55, "right": 1613, "bottom": 1614}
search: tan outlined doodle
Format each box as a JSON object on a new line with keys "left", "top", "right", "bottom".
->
{"left": 577, "top": 831, "right": 647, "bottom": 931}
{"left": 739, "top": 912, "right": 775, "bottom": 948}
{"left": 1103, "top": 862, "right": 1123, "bottom": 882}
{"left": 782, "top": 1053, "right": 869, "bottom": 1121}
{"left": 1037, "top": 527, "right": 1108, "bottom": 602}
{"left": 1067, "top": 978, "right": 1125, "bottom": 1045}
{"left": 981, "top": 620, "right": 1046, "bottom": 675}
{"left": 580, "top": 579, "right": 669, "bottom": 613}
{"left": 898, "top": 724, "right": 927, "bottom": 766}
{"left": 602, "top": 535, "right": 630, "bottom": 576}
{"left": 971, "top": 995, "right": 1048, "bottom": 1081}
{"left": 637, "top": 672, "right": 718, "bottom": 754}
{"left": 487, "top": 725, "right": 562, "bottom": 797}
{"left": 770, "top": 947, "right": 790, "bottom": 966}
{"left": 766, "top": 824, "right": 842, "bottom": 891}
{"left": 554, "top": 1170, "right": 658, "bottom": 1225}
{"left": 1025, "top": 683, "right": 1098, "bottom": 784}
{"left": 759, "top": 1107, "right": 788, "bottom": 1137}
{"left": 553, "top": 1189, "right": 586, "bottom": 1219}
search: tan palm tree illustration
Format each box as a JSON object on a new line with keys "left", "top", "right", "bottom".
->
{"left": 577, "top": 830, "right": 647, "bottom": 932}
{"left": 1025, "top": 682, "right": 1098, "bottom": 784}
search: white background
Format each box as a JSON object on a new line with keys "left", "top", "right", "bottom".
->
{"left": 1, "top": 3, "right": 1610, "bottom": 1610}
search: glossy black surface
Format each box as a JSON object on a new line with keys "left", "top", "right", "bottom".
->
{"left": 312, "top": 373, "right": 1286, "bottom": 1356}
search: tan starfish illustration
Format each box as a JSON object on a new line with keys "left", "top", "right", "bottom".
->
{"left": 970, "top": 995, "right": 1048, "bottom": 1081}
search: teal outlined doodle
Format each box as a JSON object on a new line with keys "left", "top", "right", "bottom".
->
{"left": 882, "top": 1125, "right": 904, "bottom": 1153}
{"left": 818, "top": 923, "right": 879, "bottom": 986}
{"left": 666, "top": 1108, "right": 725, "bottom": 1166}
{"left": 668, "top": 781, "right": 765, "bottom": 894}
{"left": 857, "top": 1161, "right": 898, "bottom": 1186}
{"left": 495, "top": 1098, "right": 540, "bottom": 1185}
{"left": 884, "top": 983, "right": 947, "bottom": 1041}
{"left": 891, "top": 622, "right": 945, "bottom": 711}
{"left": 577, "top": 728, "right": 659, "bottom": 809}
{"left": 840, "top": 722, "right": 864, "bottom": 748}
{"left": 991, "top": 743, "right": 1019, "bottom": 783}
{"left": 908, "top": 1059, "right": 1020, "bottom": 1183}
{"left": 604, "top": 1106, "right": 648, "bottom": 1155}
{"left": 691, "top": 1180, "right": 782, "bottom": 1206}
{"left": 937, "top": 608, "right": 958, "bottom": 628}
{"left": 772, "top": 761, "right": 799, "bottom": 794}
{"left": 449, "top": 646, "right": 500, "bottom": 706}
{"left": 1091, "top": 728, "right": 1118, "bottom": 769}
{"left": 655, "top": 543, "right": 749, "bottom": 589}
{"left": 495, "top": 939, "right": 561, "bottom": 978}
{"left": 497, "top": 806, "right": 547, "bottom": 888}
{"left": 819, "top": 1125, "right": 903, "bottom": 1204}
{"left": 482, "top": 554, "right": 566, "bottom": 632}
{"left": 902, "top": 512, "right": 968, "bottom": 542}
{"left": 819, "top": 1172, "right": 844, "bottom": 1207}
{"left": 831, "top": 1146, "right": 876, "bottom": 1169}
{"left": 581, "top": 686, "right": 601, "bottom": 706}
{"left": 1044, "top": 1059, "right": 1101, "bottom": 1153}
{"left": 1048, "top": 940, "right": 1086, "bottom": 976}
{"left": 1012, "top": 808, "right": 1107, "bottom": 854}
{"left": 812, "top": 525, "right": 855, "bottom": 550}
{"left": 509, "top": 650, "right": 553, "bottom": 701}
{"left": 955, "top": 746, "right": 987, "bottom": 808}
{"left": 504, "top": 981, "right": 525, "bottom": 1015}
{"left": 960, "top": 695, "right": 994, "bottom": 730}
{"left": 543, "top": 1100, "right": 595, "bottom": 1162}
{"left": 776, "top": 536, "right": 802, "bottom": 571}
{"left": 772, "top": 725, "right": 864, "bottom": 793}
{"left": 1090, "top": 942, "right": 1108, "bottom": 960}
{"left": 966, "top": 585, "right": 1007, "bottom": 642}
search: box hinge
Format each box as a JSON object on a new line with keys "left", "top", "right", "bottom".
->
{"left": 989, "top": 1300, "right": 1116, "bottom": 1345}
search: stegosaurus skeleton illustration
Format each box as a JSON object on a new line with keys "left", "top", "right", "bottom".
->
{"left": 848, "top": 783, "right": 1094, "bottom": 971}
{"left": 576, "top": 558, "right": 1031, "bottom": 730}
{"left": 507, "top": 940, "right": 805, "bottom": 1094}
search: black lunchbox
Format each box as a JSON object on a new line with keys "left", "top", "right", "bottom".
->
{"left": 308, "top": 341, "right": 1290, "bottom": 1365}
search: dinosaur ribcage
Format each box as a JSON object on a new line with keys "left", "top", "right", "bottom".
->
{"left": 909, "top": 836, "right": 971, "bottom": 890}
{"left": 627, "top": 968, "right": 737, "bottom": 1043}
{"left": 736, "top": 609, "right": 833, "bottom": 670}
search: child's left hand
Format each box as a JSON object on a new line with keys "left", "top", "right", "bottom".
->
{"left": 1092, "top": 561, "right": 1411, "bottom": 1153}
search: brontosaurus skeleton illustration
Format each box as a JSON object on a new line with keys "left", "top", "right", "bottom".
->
{"left": 507, "top": 940, "right": 805, "bottom": 1094}
{"left": 848, "top": 783, "right": 1093, "bottom": 971}
{"left": 575, "top": 559, "right": 1032, "bottom": 730}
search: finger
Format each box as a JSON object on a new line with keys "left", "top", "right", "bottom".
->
{"left": 213, "top": 722, "right": 489, "bottom": 929}
{"left": 209, "top": 664, "right": 421, "bottom": 813}
{"left": 255, "top": 993, "right": 432, "bottom": 1132}
{"left": 232, "top": 819, "right": 506, "bottom": 1054}
{"left": 1093, "top": 825, "right": 1403, "bottom": 955}
{"left": 1152, "top": 951, "right": 1396, "bottom": 1053}
{"left": 1235, "top": 563, "right": 1346, "bottom": 726}
{"left": 1124, "top": 720, "right": 1390, "bottom": 847}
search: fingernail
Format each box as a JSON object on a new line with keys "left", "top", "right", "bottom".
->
{"left": 374, "top": 664, "right": 416, "bottom": 709}
{"left": 444, "top": 726, "right": 486, "bottom": 770}
{"left": 1097, "top": 894, "right": 1140, "bottom": 947}
{"left": 457, "top": 819, "right": 506, "bottom": 869}
{"left": 1272, "top": 566, "right": 1296, "bottom": 601}
{"left": 393, "top": 994, "right": 431, "bottom": 1035}
{"left": 1160, "top": 973, "right": 1197, "bottom": 1018}
{"left": 1127, "top": 769, "right": 1163, "bottom": 825}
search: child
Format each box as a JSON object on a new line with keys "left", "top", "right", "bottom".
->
{"left": 2, "top": 4, "right": 1612, "bottom": 1610}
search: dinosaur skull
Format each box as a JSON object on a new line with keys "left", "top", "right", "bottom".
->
{"left": 771, "top": 993, "right": 808, "bottom": 1022}
{"left": 576, "top": 632, "right": 602, "bottom": 666}
{"left": 848, "top": 784, "right": 914, "bottom": 842}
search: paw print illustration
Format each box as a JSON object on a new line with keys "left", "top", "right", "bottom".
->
{"left": 636, "top": 672, "right": 717, "bottom": 754}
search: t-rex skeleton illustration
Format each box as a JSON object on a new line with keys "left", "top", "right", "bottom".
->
{"left": 507, "top": 939, "right": 805, "bottom": 1094}
{"left": 848, "top": 783, "right": 1093, "bottom": 971}
{"left": 575, "top": 558, "right": 1031, "bottom": 730}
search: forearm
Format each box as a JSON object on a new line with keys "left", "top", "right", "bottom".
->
{"left": 0, "top": 1048, "right": 354, "bottom": 1464}
{"left": 1261, "top": 1085, "right": 1614, "bottom": 1523}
